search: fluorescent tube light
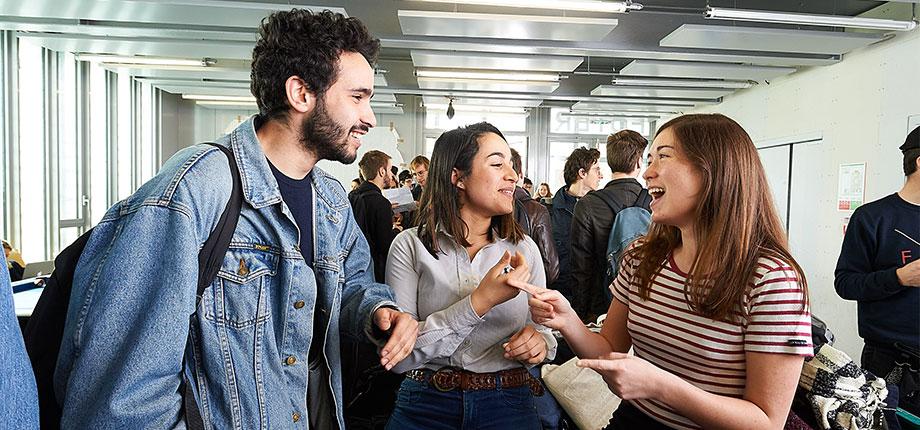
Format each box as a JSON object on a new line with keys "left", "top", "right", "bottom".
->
{"left": 612, "top": 77, "right": 754, "bottom": 89}
{"left": 425, "top": 104, "right": 527, "bottom": 114}
{"left": 410, "top": 0, "right": 642, "bottom": 14}
{"left": 705, "top": 7, "right": 918, "bottom": 32}
{"left": 183, "top": 94, "right": 256, "bottom": 102}
{"left": 561, "top": 112, "right": 662, "bottom": 119}
{"left": 76, "top": 54, "right": 212, "bottom": 67}
{"left": 196, "top": 100, "right": 258, "bottom": 107}
{"left": 416, "top": 69, "right": 559, "bottom": 82}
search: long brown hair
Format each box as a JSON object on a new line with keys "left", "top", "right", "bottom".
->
{"left": 627, "top": 114, "right": 808, "bottom": 322}
{"left": 417, "top": 122, "right": 524, "bottom": 257}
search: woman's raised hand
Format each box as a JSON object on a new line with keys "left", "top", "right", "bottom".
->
{"left": 508, "top": 279, "right": 579, "bottom": 331}
{"left": 470, "top": 251, "right": 531, "bottom": 316}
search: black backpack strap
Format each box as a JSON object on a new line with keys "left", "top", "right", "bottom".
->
{"left": 184, "top": 143, "right": 244, "bottom": 430}
{"left": 634, "top": 188, "right": 652, "bottom": 209}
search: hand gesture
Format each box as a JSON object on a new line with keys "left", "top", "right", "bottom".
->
{"left": 503, "top": 325, "right": 547, "bottom": 365}
{"left": 577, "top": 353, "right": 673, "bottom": 400}
{"left": 373, "top": 308, "right": 419, "bottom": 370}
{"left": 508, "top": 279, "right": 579, "bottom": 331}
{"left": 470, "top": 251, "right": 530, "bottom": 316}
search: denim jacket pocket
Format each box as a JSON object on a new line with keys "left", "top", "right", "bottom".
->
{"left": 202, "top": 245, "right": 278, "bottom": 328}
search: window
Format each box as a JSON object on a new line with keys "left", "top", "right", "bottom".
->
{"left": 58, "top": 53, "right": 80, "bottom": 223}
{"left": 116, "top": 72, "right": 132, "bottom": 199}
{"left": 139, "top": 82, "right": 155, "bottom": 182}
{"left": 88, "top": 62, "right": 108, "bottom": 224}
{"left": 17, "top": 39, "right": 46, "bottom": 261}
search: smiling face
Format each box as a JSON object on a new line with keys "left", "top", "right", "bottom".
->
{"left": 537, "top": 183, "right": 549, "bottom": 197}
{"left": 300, "top": 51, "right": 377, "bottom": 164}
{"left": 644, "top": 128, "right": 704, "bottom": 231}
{"left": 456, "top": 132, "right": 518, "bottom": 218}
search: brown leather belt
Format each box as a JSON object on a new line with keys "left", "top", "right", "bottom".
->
{"left": 405, "top": 367, "right": 544, "bottom": 396}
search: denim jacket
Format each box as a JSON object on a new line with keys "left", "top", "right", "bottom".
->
{"left": 1, "top": 253, "right": 39, "bottom": 430}
{"left": 55, "top": 116, "right": 396, "bottom": 429}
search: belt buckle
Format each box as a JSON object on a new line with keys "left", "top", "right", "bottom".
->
{"left": 431, "top": 368, "right": 458, "bottom": 392}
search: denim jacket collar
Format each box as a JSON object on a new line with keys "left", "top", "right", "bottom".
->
{"left": 228, "top": 115, "right": 349, "bottom": 213}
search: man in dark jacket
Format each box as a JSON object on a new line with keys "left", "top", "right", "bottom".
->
{"left": 349, "top": 150, "right": 399, "bottom": 283}
{"left": 551, "top": 147, "right": 603, "bottom": 300}
{"left": 571, "top": 130, "right": 649, "bottom": 323}
{"left": 510, "top": 149, "right": 559, "bottom": 285}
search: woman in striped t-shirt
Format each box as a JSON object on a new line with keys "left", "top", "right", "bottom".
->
{"left": 513, "top": 113, "right": 812, "bottom": 430}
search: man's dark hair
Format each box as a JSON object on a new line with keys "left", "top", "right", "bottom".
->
{"left": 398, "top": 170, "right": 413, "bottom": 183}
{"left": 523, "top": 177, "right": 533, "bottom": 186}
{"left": 510, "top": 148, "right": 523, "bottom": 176}
{"left": 563, "top": 147, "right": 600, "bottom": 185}
{"left": 358, "top": 150, "right": 391, "bottom": 181}
{"left": 251, "top": 10, "right": 380, "bottom": 121}
{"left": 607, "top": 130, "right": 648, "bottom": 174}
{"left": 905, "top": 149, "right": 920, "bottom": 176}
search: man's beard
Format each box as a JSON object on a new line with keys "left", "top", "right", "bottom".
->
{"left": 299, "top": 99, "right": 366, "bottom": 164}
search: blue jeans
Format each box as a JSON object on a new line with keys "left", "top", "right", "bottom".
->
{"left": 386, "top": 377, "right": 542, "bottom": 430}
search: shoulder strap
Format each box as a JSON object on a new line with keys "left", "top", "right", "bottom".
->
{"left": 196, "top": 143, "right": 243, "bottom": 297}
{"left": 185, "top": 143, "right": 243, "bottom": 430}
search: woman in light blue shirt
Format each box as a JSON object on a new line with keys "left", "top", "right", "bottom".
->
{"left": 385, "top": 122, "right": 556, "bottom": 429}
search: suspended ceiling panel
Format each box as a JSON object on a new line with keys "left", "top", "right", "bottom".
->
{"left": 374, "top": 93, "right": 397, "bottom": 103}
{"left": 417, "top": 77, "right": 559, "bottom": 93}
{"left": 100, "top": 65, "right": 251, "bottom": 81}
{"left": 590, "top": 85, "right": 733, "bottom": 99}
{"left": 410, "top": 50, "right": 583, "bottom": 72}
{"left": 156, "top": 85, "right": 253, "bottom": 97}
{"left": 0, "top": 1, "right": 344, "bottom": 29}
{"left": 421, "top": 96, "right": 542, "bottom": 108}
{"left": 620, "top": 60, "right": 796, "bottom": 81}
{"left": 571, "top": 102, "right": 686, "bottom": 113}
{"left": 21, "top": 33, "right": 254, "bottom": 60}
{"left": 398, "top": 10, "right": 618, "bottom": 42}
{"left": 388, "top": 38, "right": 838, "bottom": 68}
{"left": 660, "top": 24, "right": 884, "bottom": 56}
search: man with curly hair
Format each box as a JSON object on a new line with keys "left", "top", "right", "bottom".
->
{"left": 55, "top": 10, "right": 418, "bottom": 429}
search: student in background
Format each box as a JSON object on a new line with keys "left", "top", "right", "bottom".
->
{"left": 350, "top": 150, "right": 400, "bottom": 283}
{"left": 535, "top": 182, "right": 553, "bottom": 202}
{"left": 551, "top": 147, "right": 603, "bottom": 299}
{"left": 511, "top": 149, "right": 559, "bottom": 285}
{"left": 519, "top": 114, "right": 812, "bottom": 430}
{"left": 2, "top": 240, "right": 24, "bottom": 282}
{"left": 835, "top": 126, "right": 920, "bottom": 391}
{"left": 386, "top": 122, "right": 555, "bottom": 429}
{"left": 522, "top": 177, "right": 534, "bottom": 195}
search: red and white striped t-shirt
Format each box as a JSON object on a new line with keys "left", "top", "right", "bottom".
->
{"left": 610, "top": 252, "right": 813, "bottom": 430}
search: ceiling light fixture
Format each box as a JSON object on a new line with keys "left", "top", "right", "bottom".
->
{"left": 195, "top": 100, "right": 258, "bottom": 107}
{"left": 182, "top": 94, "right": 255, "bottom": 102}
{"left": 561, "top": 112, "right": 662, "bottom": 119}
{"left": 426, "top": 103, "right": 527, "bottom": 114}
{"left": 410, "top": 0, "right": 642, "bottom": 14}
{"left": 704, "top": 7, "right": 918, "bottom": 32}
{"left": 416, "top": 69, "right": 560, "bottom": 82}
{"left": 76, "top": 54, "right": 216, "bottom": 67}
{"left": 446, "top": 98, "right": 456, "bottom": 119}
{"left": 612, "top": 77, "right": 755, "bottom": 89}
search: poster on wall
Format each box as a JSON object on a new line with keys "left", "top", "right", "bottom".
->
{"left": 837, "top": 163, "right": 866, "bottom": 211}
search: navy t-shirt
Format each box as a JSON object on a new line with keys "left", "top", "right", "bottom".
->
{"left": 268, "top": 160, "right": 326, "bottom": 363}
{"left": 268, "top": 161, "right": 314, "bottom": 268}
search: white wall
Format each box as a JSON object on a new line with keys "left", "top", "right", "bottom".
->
{"left": 194, "top": 106, "right": 258, "bottom": 144}
{"left": 685, "top": 28, "right": 920, "bottom": 362}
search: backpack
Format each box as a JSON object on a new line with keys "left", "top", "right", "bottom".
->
{"left": 22, "top": 143, "right": 243, "bottom": 430}
{"left": 596, "top": 189, "right": 652, "bottom": 297}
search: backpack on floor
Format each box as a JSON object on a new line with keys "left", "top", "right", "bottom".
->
{"left": 22, "top": 143, "right": 242, "bottom": 430}
{"left": 596, "top": 189, "right": 652, "bottom": 297}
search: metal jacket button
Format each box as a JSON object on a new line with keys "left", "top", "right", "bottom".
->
{"left": 285, "top": 355, "right": 296, "bottom": 365}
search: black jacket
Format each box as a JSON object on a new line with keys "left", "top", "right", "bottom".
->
{"left": 571, "top": 178, "right": 649, "bottom": 322}
{"left": 348, "top": 181, "right": 398, "bottom": 283}
{"left": 513, "top": 187, "right": 560, "bottom": 285}
{"left": 550, "top": 186, "right": 579, "bottom": 296}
